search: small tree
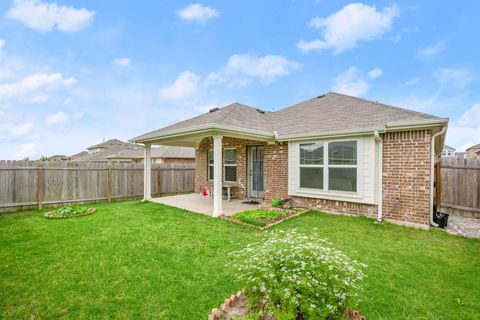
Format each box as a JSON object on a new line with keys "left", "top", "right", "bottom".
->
{"left": 39, "top": 156, "right": 49, "bottom": 161}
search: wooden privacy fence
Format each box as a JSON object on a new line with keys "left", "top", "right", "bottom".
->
{"left": 0, "top": 160, "right": 195, "bottom": 213}
{"left": 440, "top": 157, "right": 480, "bottom": 218}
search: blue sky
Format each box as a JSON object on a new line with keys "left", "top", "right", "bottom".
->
{"left": 0, "top": 0, "right": 478, "bottom": 159}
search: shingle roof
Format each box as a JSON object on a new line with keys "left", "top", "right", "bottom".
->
{"left": 132, "top": 92, "right": 445, "bottom": 142}
{"left": 466, "top": 144, "right": 480, "bottom": 151}
{"left": 70, "top": 139, "right": 139, "bottom": 161}
{"left": 107, "top": 146, "right": 195, "bottom": 160}
{"left": 133, "top": 103, "right": 274, "bottom": 141}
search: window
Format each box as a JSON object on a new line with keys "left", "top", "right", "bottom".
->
{"left": 207, "top": 148, "right": 237, "bottom": 182}
{"left": 208, "top": 150, "right": 214, "bottom": 180}
{"left": 328, "top": 141, "right": 357, "bottom": 192}
{"left": 299, "top": 143, "right": 324, "bottom": 189}
{"left": 224, "top": 149, "right": 237, "bottom": 182}
{"left": 299, "top": 140, "right": 358, "bottom": 193}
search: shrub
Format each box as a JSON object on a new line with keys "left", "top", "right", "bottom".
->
{"left": 271, "top": 198, "right": 282, "bottom": 208}
{"left": 44, "top": 205, "right": 94, "bottom": 219}
{"left": 231, "top": 209, "right": 286, "bottom": 227}
{"left": 228, "top": 229, "right": 367, "bottom": 319}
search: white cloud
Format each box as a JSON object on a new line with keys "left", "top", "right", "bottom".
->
{"left": 3, "top": 122, "right": 33, "bottom": 137}
{"left": 367, "top": 67, "right": 383, "bottom": 79}
{"left": 176, "top": 3, "right": 219, "bottom": 24}
{"left": 434, "top": 68, "right": 473, "bottom": 90}
{"left": 0, "top": 39, "right": 5, "bottom": 50}
{"left": 298, "top": 3, "right": 399, "bottom": 54}
{"left": 6, "top": 0, "right": 95, "bottom": 32}
{"left": 417, "top": 41, "right": 445, "bottom": 59}
{"left": 402, "top": 76, "right": 421, "bottom": 86}
{"left": 0, "top": 73, "right": 76, "bottom": 103}
{"left": 14, "top": 142, "right": 39, "bottom": 159}
{"left": 46, "top": 111, "right": 69, "bottom": 127}
{"left": 447, "top": 103, "right": 480, "bottom": 152}
{"left": 159, "top": 71, "right": 200, "bottom": 100}
{"left": 112, "top": 57, "right": 131, "bottom": 67}
{"left": 331, "top": 66, "right": 383, "bottom": 96}
{"left": 206, "top": 54, "right": 300, "bottom": 87}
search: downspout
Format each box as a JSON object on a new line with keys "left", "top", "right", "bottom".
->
{"left": 374, "top": 131, "right": 383, "bottom": 223}
{"left": 430, "top": 125, "right": 447, "bottom": 228}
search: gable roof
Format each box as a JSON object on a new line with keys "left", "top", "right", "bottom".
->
{"left": 70, "top": 139, "right": 138, "bottom": 161}
{"left": 106, "top": 146, "right": 195, "bottom": 160}
{"left": 131, "top": 92, "right": 447, "bottom": 143}
{"left": 134, "top": 103, "right": 274, "bottom": 142}
{"left": 466, "top": 144, "right": 480, "bottom": 151}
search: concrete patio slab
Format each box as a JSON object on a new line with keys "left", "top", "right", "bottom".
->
{"left": 150, "top": 193, "right": 260, "bottom": 216}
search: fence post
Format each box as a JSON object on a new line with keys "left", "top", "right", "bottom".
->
{"left": 37, "top": 167, "right": 44, "bottom": 209}
{"left": 157, "top": 166, "right": 162, "bottom": 196}
{"left": 107, "top": 165, "right": 112, "bottom": 202}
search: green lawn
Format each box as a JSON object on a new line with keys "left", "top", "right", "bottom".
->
{"left": 1, "top": 201, "right": 479, "bottom": 319}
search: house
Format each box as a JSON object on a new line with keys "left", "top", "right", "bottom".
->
{"left": 441, "top": 145, "right": 455, "bottom": 157}
{"left": 131, "top": 92, "right": 448, "bottom": 228}
{"left": 48, "top": 155, "right": 70, "bottom": 161}
{"left": 466, "top": 144, "right": 480, "bottom": 159}
{"left": 70, "top": 139, "right": 195, "bottom": 164}
{"left": 106, "top": 145, "right": 195, "bottom": 164}
{"left": 70, "top": 139, "right": 138, "bottom": 161}
{"left": 454, "top": 152, "right": 466, "bottom": 159}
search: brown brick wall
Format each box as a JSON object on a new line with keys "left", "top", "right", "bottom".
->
{"left": 195, "top": 137, "right": 266, "bottom": 199}
{"left": 194, "top": 130, "right": 432, "bottom": 226}
{"left": 291, "top": 197, "right": 378, "bottom": 218}
{"left": 381, "top": 130, "right": 431, "bottom": 225}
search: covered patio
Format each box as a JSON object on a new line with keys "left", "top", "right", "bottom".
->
{"left": 150, "top": 193, "right": 259, "bottom": 216}
{"left": 131, "top": 103, "right": 276, "bottom": 217}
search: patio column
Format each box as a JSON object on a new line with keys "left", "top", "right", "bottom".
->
{"left": 143, "top": 144, "right": 152, "bottom": 201}
{"left": 213, "top": 135, "right": 223, "bottom": 216}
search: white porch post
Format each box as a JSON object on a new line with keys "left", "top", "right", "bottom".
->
{"left": 143, "top": 144, "right": 152, "bottom": 201}
{"left": 213, "top": 135, "right": 223, "bottom": 216}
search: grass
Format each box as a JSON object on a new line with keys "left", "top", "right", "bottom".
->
{"left": 1, "top": 201, "right": 479, "bottom": 319}
{"left": 230, "top": 209, "right": 285, "bottom": 226}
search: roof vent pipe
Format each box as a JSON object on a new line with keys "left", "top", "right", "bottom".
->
{"left": 209, "top": 107, "right": 220, "bottom": 113}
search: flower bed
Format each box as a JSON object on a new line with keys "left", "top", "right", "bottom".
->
{"left": 225, "top": 229, "right": 367, "bottom": 319}
{"left": 222, "top": 208, "right": 307, "bottom": 229}
{"left": 44, "top": 205, "right": 96, "bottom": 219}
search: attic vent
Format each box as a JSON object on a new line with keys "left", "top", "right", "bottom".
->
{"left": 255, "top": 108, "right": 265, "bottom": 114}
{"left": 209, "top": 107, "right": 220, "bottom": 113}
{"left": 317, "top": 94, "right": 326, "bottom": 99}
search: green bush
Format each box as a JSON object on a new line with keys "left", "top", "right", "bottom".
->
{"left": 45, "top": 205, "right": 93, "bottom": 219}
{"left": 231, "top": 209, "right": 285, "bottom": 227}
{"left": 271, "top": 198, "right": 282, "bottom": 208}
{"left": 228, "top": 229, "right": 367, "bottom": 319}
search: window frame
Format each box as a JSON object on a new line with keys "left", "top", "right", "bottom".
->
{"left": 207, "top": 148, "right": 238, "bottom": 182}
{"left": 298, "top": 138, "right": 360, "bottom": 194}
{"left": 223, "top": 148, "right": 237, "bottom": 182}
{"left": 299, "top": 142, "right": 324, "bottom": 189}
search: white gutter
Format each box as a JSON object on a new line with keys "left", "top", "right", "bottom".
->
{"left": 374, "top": 130, "right": 384, "bottom": 223}
{"left": 429, "top": 125, "right": 447, "bottom": 228}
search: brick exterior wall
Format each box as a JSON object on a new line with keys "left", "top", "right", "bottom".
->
{"left": 194, "top": 129, "right": 432, "bottom": 226}
{"left": 381, "top": 130, "right": 431, "bottom": 225}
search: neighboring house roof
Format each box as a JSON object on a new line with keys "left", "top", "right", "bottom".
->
{"left": 132, "top": 92, "right": 447, "bottom": 143}
{"left": 466, "top": 144, "right": 480, "bottom": 151}
{"left": 443, "top": 145, "right": 455, "bottom": 151}
{"left": 70, "top": 139, "right": 138, "bottom": 161}
{"left": 106, "top": 146, "right": 195, "bottom": 160}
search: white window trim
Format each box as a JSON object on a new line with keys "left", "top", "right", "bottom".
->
{"left": 223, "top": 148, "right": 237, "bottom": 182}
{"left": 208, "top": 149, "right": 214, "bottom": 181}
{"left": 298, "top": 138, "right": 361, "bottom": 197}
{"left": 208, "top": 148, "right": 237, "bottom": 182}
